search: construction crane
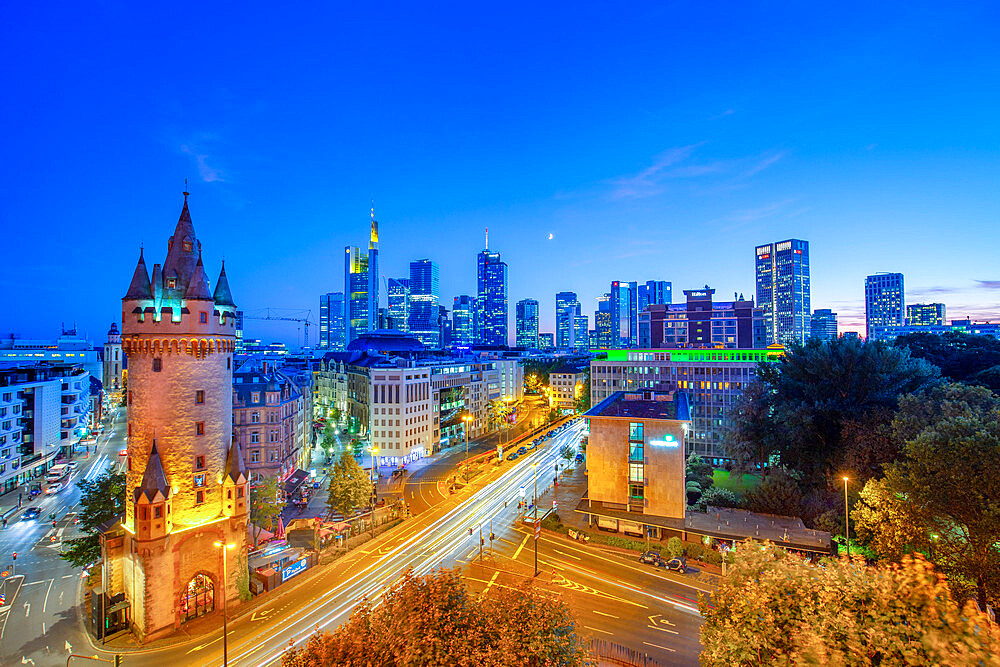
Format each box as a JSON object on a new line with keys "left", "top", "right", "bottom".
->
{"left": 241, "top": 308, "right": 317, "bottom": 347}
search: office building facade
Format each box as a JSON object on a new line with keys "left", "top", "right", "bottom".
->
{"left": 610, "top": 281, "right": 638, "bottom": 347}
{"left": 810, "top": 308, "right": 838, "bottom": 342}
{"left": 907, "top": 302, "right": 946, "bottom": 327}
{"left": 865, "top": 272, "right": 905, "bottom": 340}
{"left": 555, "top": 291, "right": 580, "bottom": 349}
{"left": 344, "top": 209, "right": 380, "bottom": 345}
{"left": 452, "top": 296, "right": 474, "bottom": 346}
{"left": 386, "top": 278, "right": 410, "bottom": 332}
{"left": 574, "top": 315, "right": 589, "bottom": 352}
{"left": 755, "top": 239, "right": 810, "bottom": 345}
{"left": 515, "top": 298, "right": 539, "bottom": 348}
{"left": 408, "top": 260, "right": 440, "bottom": 348}
{"left": 594, "top": 294, "right": 613, "bottom": 350}
{"left": 319, "top": 292, "right": 346, "bottom": 350}
{"left": 638, "top": 288, "right": 764, "bottom": 349}
{"left": 476, "top": 242, "right": 508, "bottom": 346}
{"left": 638, "top": 281, "right": 672, "bottom": 313}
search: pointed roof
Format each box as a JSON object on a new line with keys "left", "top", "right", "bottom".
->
{"left": 213, "top": 260, "right": 236, "bottom": 308}
{"left": 134, "top": 443, "right": 170, "bottom": 503}
{"left": 224, "top": 438, "right": 247, "bottom": 484}
{"left": 162, "top": 193, "right": 199, "bottom": 287}
{"left": 185, "top": 252, "right": 213, "bottom": 300}
{"left": 124, "top": 248, "right": 152, "bottom": 300}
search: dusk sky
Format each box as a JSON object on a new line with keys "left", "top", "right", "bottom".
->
{"left": 3, "top": 2, "right": 999, "bottom": 345}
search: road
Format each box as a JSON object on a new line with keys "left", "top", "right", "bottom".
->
{"left": 85, "top": 417, "right": 701, "bottom": 666}
{"left": 0, "top": 406, "right": 127, "bottom": 666}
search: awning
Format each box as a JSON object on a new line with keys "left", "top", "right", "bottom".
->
{"left": 249, "top": 546, "right": 301, "bottom": 570}
{"left": 284, "top": 469, "right": 309, "bottom": 495}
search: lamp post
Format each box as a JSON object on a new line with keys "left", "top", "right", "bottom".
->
{"left": 842, "top": 476, "right": 850, "bottom": 558}
{"left": 532, "top": 461, "right": 539, "bottom": 576}
{"left": 462, "top": 414, "right": 473, "bottom": 482}
{"left": 213, "top": 541, "right": 236, "bottom": 667}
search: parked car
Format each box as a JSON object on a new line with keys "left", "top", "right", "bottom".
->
{"left": 517, "top": 446, "right": 528, "bottom": 455}
{"left": 575, "top": 453, "right": 584, "bottom": 462}
{"left": 506, "top": 452, "right": 519, "bottom": 461}
{"left": 21, "top": 507, "right": 41, "bottom": 521}
{"left": 665, "top": 557, "right": 687, "bottom": 573}
{"left": 639, "top": 550, "right": 665, "bottom": 567}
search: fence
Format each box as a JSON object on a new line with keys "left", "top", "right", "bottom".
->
{"left": 589, "top": 639, "right": 671, "bottom": 667}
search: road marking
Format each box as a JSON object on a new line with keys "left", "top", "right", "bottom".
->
{"left": 584, "top": 625, "right": 613, "bottom": 635}
{"left": 648, "top": 624, "right": 679, "bottom": 635}
{"left": 250, "top": 609, "right": 273, "bottom": 621}
{"left": 593, "top": 610, "right": 618, "bottom": 619}
{"left": 512, "top": 534, "right": 529, "bottom": 560}
{"left": 25, "top": 603, "right": 30, "bottom": 617}
{"left": 61, "top": 575, "right": 74, "bottom": 580}
{"left": 23, "top": 581, "right": 44, "bottom": 586}
{"left": 642, "top": 641, "right": 676, "bottom": 653}
{"left": 41, "top": 621, "right": 46, "bottom": 634}
{"left": 42, "top": 579, "right": 53, "bottom": 614}
{"left": 482, "top": 571, "right": 499, "bottom": 594}
{"left": 552, "top": 548, "right": 581, "bottom": 560}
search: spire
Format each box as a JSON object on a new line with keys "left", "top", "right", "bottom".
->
{"left": 224, "top": 438, "right": 247, "bottom": 484}
{"left": 124, "top": 248, "right": 152, "bottom": 299}
{"left": 134, "top": 442, "right": 170, "bottom": 502}
{"left": 485, "top": 226, "right": 488, "bottom": 250}
{"left": 184, "top": 249, "right": 213, "bottom": 300}
{"left": 213, "top": 260, "right": 236, "bottom": 308}
{"left": 162, "top": 191, "right": 198, "bottom": 290}
{"left": 369, "top": 200, "right": 379, "bottom": 249}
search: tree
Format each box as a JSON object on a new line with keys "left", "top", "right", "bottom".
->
{"left": 559, "top": 444, "right": 575, "bottom": 464}
{"left": 328, "top": 405, "right": 342, "bottom": 425}
{"left": 326, "top": 450, "right": 371, "bottom": 519}
{"left": 281, "top": 568, "right": 586, "bottom": 667}
{"left": 894, "top": 330, "right": 1000, "bottom": 391}
{"left": 723, "top": 381, "right": 780, "bottom": 476}
{"left": 854, "top": 404, "right": 1000, "bottom": 609}
{"left": 573, "top": 369, "right": 591, "bottom": 413}
{"left": 249, "top": 476, "right": 283, "bottom": 545}
{"left": 835, "top": 406, "right": 898, "bottom": 485}
{"left": 725, "top": 337, "right": 938, "bottom": 486}
{"left": 742, "top": 468, "right": 803, "bottom": 517}
{"left": 61, "top": 469, "right": 125, "bottom": 568}
{"left": 487, "top": 399, "right": 512, "bottom": 432}
{"left": 694, "top": 487, "right": 742, "bottom": 512}
{"left": 700, "top": 541, "right": 1000, "bottom": 666}
{"left": 524, "top": 373, "right": 542, "bottom": 394}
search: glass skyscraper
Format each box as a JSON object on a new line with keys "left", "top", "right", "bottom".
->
{"left": 810, "top": 308, "right": 838, "bottom": 342}
{"left": 755, "top": 239, "right": 810, "bottom": 346}
{"left": 476, "top": 239, "right": 508, "bottom": 346}
{"left": 452, "top": 295, "right": 474, "bottom": 346}
{"left": 408, "top": 259, "right": 440, "bottom": 347}
{"left": 594, "top": 294, "right": 613, "bottom": 349}
{"left": 573, "top": 315, "right": 589, "bottom": 352}
{"left": 638, "top": 280, "right": 672, "bottom": 312}
{"left": 319, "top": 291, "right": 346, "bottom": 350}
{"left": 865, "top": 272, "right": 905, "bottom": 340}
{"left": 344, "top": 208, "right": 379, "bottom": 344}
{"left": 555, "top": 291, "right": 580, "bottom": 349}
{"left": 386, "top": 278, "right": 410, "bottom": 332}
{"left": 609, "top": 281, "right": 638, "bottom": 347}
{"left": 515, "top": 298, "right": 539, "bottom": 348}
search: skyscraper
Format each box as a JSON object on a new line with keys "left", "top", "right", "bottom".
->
{"left": 594, "top": 294, "right": 613, "bottom": 349}
{"left": 386, "top": 278, "right": 410, "bottom": 332}
{"left": 865, "top": 272, "right": 905, "bottom": 340}
{"left": 476, "top": 230, "right": 508, "bottom": 346}
{"left": 408, "top": 259, "right": 440, "bottom": 347}
{"left": 515, "top": 298, "right": 539, "bottom": 348}
{"left": 609, "top": 281, "right": 638, "bottom": 347}
{"left": 319, "top": 291, "right": 346, "bottom": 350}
{"left": 907, "top": 302, "right": 946, "bottom": 326}
{"left": 573, "top": 314, "right": 589, "bottom": 351}
{"left": 638, "top": 280, "right": 672, "bottom": 312}
{"left": 452, "top": 295, "right": 474, "bottom": 346}
{"left": 810, "top": 308, "right": 838, "bottom": 342}
{"left": 555, "top": 291, "right": 580, "bottom": 349}
{"left": 345, "top": 206, "right": 380, "bottom": 344}
{"left": 755, "top": 239, "right": 810, "bottom": 345}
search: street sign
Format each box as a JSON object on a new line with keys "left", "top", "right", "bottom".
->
{"left": 534, "top": 520, "right": 541, "bottom": 540}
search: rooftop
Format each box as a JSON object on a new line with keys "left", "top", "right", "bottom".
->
{"left": 584, "top": 390, "right": 690, "bottom": 421}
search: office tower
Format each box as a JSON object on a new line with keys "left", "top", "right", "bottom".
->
{"left": 639, "top": 287, "right": 763, "bottom": 348}
{"left": 538, "top": 333, "right": 555, "bottom": 350}
{"left": 476, "top": 230, "right": 508, "bottom": 346}
{"left": 573, "top": 315, "right": 589, "bottom": 351}
{"left": 117, "top": 192, "right": 247, "bottom": 639}
{"left": 319, "top": 292, "right": 346, "bottom": 350}
{"left": 408, "top": 259, "right": 440, "bottom": 347}
{"left": 907, "top": 303, "right": 946, "bottom": 326}
{"left": 755, "top": 239, "right": 810, "bottom": 345}
{"left": 438, "top": 306, "right": 451, "bottom": 346}
{"left": 810, "top": 308, "right": 838, "bottom": 342}
{"left": 594, "top": 294, "right": 613, "bottom": 349}
{"left": 638, "top": 280, "right": 672, "bottom": 312}
{"left": 345, "top": 207, "right": 380, "bottom": 344}
{"left": 609, "top": 281, "right": 638, "bottom": 347}
{"left": 452, "top": 295, "right": 475, "bottom": 346}
{"left": 865, "top": 273, "right": 905, "bottom": 340}
{"left": 555, "top": 291, "right": 580, "bottom": 349}
{"left": 515, "top": 298, "right": 539, "bottom": 348}
{"left": 386, "top": 278, "right": 410, "bottom": 332}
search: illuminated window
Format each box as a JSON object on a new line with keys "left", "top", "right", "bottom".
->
{"left": 629, "top": 463, "right": 644, "bottom": 483}
{"left": 167, "top": 278, "right": 177, "bottom": 289}
{"left": 194, "top": 474, "right": 205, "bottom": 488}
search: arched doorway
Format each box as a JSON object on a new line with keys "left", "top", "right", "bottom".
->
{"left": 180, "top": 573, "right": 214, "bottom": 621}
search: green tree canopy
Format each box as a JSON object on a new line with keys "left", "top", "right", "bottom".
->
{"left": 894, "top": 331, "right": 1000, "bottom": 392}
{"left": 326, "top": 450, "right": 371, "bottom": 519}
{"left": 250, "top": 476, "right": 284, "bottom": 544}
{"left": 61, "top": 469, "right": 125, "bottom": 568}
{"left": 700, "top": 541, "right": 1000, "bottom": 666}
{"left": 281, "top": 568, "right": 586, "bottom": 667}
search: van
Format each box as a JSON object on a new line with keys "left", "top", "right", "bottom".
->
{"left": 46, "top": 465, "right": 69, "bottom": 483}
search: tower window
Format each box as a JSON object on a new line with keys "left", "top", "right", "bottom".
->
{"left": 227, "top": 357, "right": 231, "bottom": 369}
{"left": 152, "top": 358, "right": 162, "bottom": 372}
{"left": 195, "top": 390, "right": 204, "bottom": 404}
{"left": 167, "top": 278, "right": 177, "bottom": 289}
{"left": 128, "top": 391, "right": 133, "bottom": 405}
{"left": 194, "top": 474, "right": 205, "bottom": 488}
{"left": 195, "top": 422, "right": 205, "bottom": 436}
{"left": 237, "top": 487, "right": 244, "bottom": 498}
{"left": 196, "top": 490, "right": 204, "bottom": 505}
{"left": 154, "top": 506, "right": 162, "bottom": 519}
{"left": 200, "top": 312, "right": 207, "bottom": 324}
{"left": 195, "top": 455, "right": 205, "bottom": 470}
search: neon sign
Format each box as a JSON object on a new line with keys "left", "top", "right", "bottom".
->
{"left": 649, "top": 435, "right": 679, "bottom": 448}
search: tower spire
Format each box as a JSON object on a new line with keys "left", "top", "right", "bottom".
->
{"left": 369, "top": 200, "right": 379, "bottom": 248}
{"left": 485, "top": 226, "right": 488, "bottom": 250}
{"left": 183, "top": 178, "right": 189, "bottom": 201}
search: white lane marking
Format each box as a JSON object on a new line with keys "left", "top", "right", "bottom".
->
{"left": 42, "top": 579, "right": 53, "bottom": 614}
{"left": 593, "top": 610, "right": 619, "bottom": 619}
{"left": 643, "top": 641, "right": 676, "bottom": 653}
{"left": 584, "top": 625, "right": 613, "bottom": 635}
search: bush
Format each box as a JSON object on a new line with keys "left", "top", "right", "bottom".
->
{"left": 666, "top": 537, "right": 684, "bottom": 559}
{"left": 696, "top": 487, "right": 743, "bottom": 512}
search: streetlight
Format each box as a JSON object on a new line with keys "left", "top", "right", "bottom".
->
{"left": 213, "top": 541, "right": 236, "bottom": 667}
{"left": 842, "top": 476, "right": 850, "bottom": 558}
{"left": 369, "top": 446, "right": 379, "bottom": 485}
{"left": 532, "top": 461, "right": 539, "bottom": 576}
{"left": 462, "top": 414, "right": 473, "bottom": 482}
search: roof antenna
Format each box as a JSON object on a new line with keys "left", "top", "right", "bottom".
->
{"left": 183, "top": 178, "right": 190, "bottom": 200}
{"left": 485, "top": 226, "right": 488, "bottom": 250}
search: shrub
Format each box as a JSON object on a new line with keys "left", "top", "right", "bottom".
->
{"left": 696, "top": 487, "right": 743, "bottom": 512}
{"left": 666, "top": 537, "right": 684, "bottom": 559}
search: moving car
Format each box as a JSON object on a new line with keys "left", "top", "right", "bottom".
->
{"left": 21, "top": 507, "right": 41, "bottom": 521}
{"left": 46, "top": 482, "right": 63, "bottom": 494}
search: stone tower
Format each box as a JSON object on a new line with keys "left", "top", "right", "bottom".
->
{"left": 117, "top": 193, "right": 248, "bottom": 641}
{"left": 103, "top": 322, "right": 123, "bottom": 400}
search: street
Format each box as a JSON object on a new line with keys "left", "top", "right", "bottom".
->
{"left": 0, "top": 406, "right": 127, "bottom": 666}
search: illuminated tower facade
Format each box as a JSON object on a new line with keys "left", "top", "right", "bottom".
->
{"left": 345, "top": 206, "right": 380, "bottom": 345}
{"left": 117, "top": 193, "right": 248, "bottom": 640}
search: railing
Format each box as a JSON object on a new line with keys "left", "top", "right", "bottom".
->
{"left": 589, "top": 639, "right": 671, "bottom": 667}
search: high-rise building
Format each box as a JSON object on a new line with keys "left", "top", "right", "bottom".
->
{"left": 438, "top": 305, "right": 451, "bottom": 347}
{"left": 319, "top": 292, "right": 346, "bottom": 350}
{"left": 103, "top": 322, "right": 123, "bottom": 399}
{"left": 638, "top": 287, "right": 764, "bottom": 348}
{"left": 907, "top": 302, "right": 946, "bottom": 326}
{"left": 865, "top": 272, "right": 905, "bottom": 340}
{"left": 538, "top": 333, "right": 555, "bottom": 350}
{"left": 386, "top": 278, "right": 410, "bottom": 332}
{"left": 408, "top": 259, "right": 440, "bottom": 348}
{"left": 515, "top": 298, "right": 539, "bottom": 348}
{"left": 573, "top": 315, "right": 589, "bottom": 351}
{"left": 638, "top": 280, "right": 672, "bottom": 312}
{"left": 810, "top": 309, "right": 838, "bottom": 342}
{"left": 594, "top": 294, "right": 613, "bottom": 350}
{"left": 345, "top": 207, "right": 380, "bottom": 344}
{"left": 609, "top": 281, "right": 638, "bottom": 347}
{"left": 755, "top": 239, "right": 811, "bottom": 345}
{"left": 555, "top": 291, "right": 580, "bottom": 349}
{"left": 452, "top": 295, "right": 474, "bottom": 346}
{"left": 114, "top": 192, "right": 247, "bottom": 640}
{"left": 476, "top": 231, "right": 508, "bottom": 346}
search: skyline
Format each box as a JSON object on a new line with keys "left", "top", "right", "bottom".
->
{"left": 4, "top": 3, "right": 1000, "bottom": 344}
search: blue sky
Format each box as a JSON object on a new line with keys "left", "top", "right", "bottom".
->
{"left": 3, "top": 2, "right": 999, "bottom": 344}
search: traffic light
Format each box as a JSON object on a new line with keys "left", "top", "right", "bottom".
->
{"left": 11, "top": 552, "right": 15, "bottom": 561}
{"left": 114, "top": 654, "right": 123, "bottom": 666}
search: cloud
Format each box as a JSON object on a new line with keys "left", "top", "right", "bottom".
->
{"left": 606, "top": 144, "right": 705, "bottom": 199}
{"left": 709, "top": 109, "right": 735, "bottom": 120}
{"left": 743, "top": 151, "right": 787, "bottom": 178}
{"left": 975, "top": 280, "right": 1000, "bottom": 290}
{"left": 180, "top": 144, "right": 226, "bottom": 183}
{"left": 718, "top": 199, "right": 797, "bottom": 231}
